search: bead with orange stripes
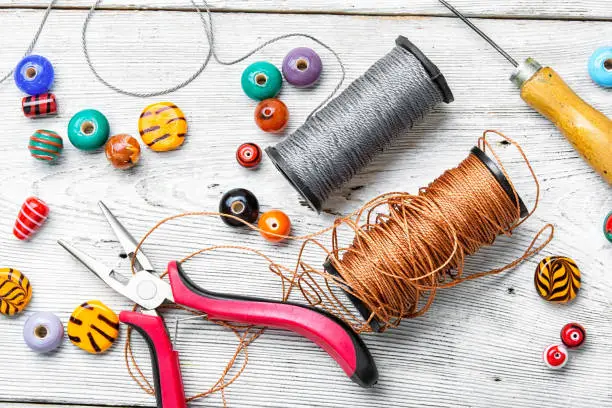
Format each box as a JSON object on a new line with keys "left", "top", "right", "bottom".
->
{"left": 138, "top": 102, "right": 187, "bottom": 152}
{"left": 28, "top": 129, "right": 63, "bottom": 162}
{"left": 13, "top": 197, "right": 49, "bottom": 241}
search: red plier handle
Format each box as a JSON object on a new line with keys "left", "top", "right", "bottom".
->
{"left": 121, "top": 261, "right": 378, "bottom": 407}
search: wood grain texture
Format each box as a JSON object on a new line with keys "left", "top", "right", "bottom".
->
{"left": 0, "top": 0, "right": 611, "bottom": 19}
{"left": 0, "top": 5, "right": 610, "bottom": 408}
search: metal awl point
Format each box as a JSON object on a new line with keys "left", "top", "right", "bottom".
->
{"left": 438, "top": 0, "right": 519, "bottom": 67}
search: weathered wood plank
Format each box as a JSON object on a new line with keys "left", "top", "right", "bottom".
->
{"left": 0, "top": 7, "right": 609, "bottom": 408}
{"left": 0, "top": 0, "right": 611, "bottom": 20}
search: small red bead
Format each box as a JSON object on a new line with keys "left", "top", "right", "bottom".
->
{"left": 13, "top": 197, "right": 49, "bottom": 240}
{"left": 560, "top": 323, "right": 586, "bottom": 349}
{"left": 254, "top": 99, "right": 289, "bottom": 133}
{"left": 236, "top": 143, "right": 262, "bottom": 168}
{"left": 542, "top": 344, "right": 569, "bottom": 369}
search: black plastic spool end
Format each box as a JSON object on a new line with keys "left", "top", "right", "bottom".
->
{"left": 323, "top": 147, "right": 529, "bottom": 331}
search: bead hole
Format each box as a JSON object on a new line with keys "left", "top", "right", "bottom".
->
{"left": 255, "top": 74, "right": 268, "bottom": 86}
{"left": 35, "top": 325, "right": 48, "bottom": 339}
{"left": 25, "top": 67, "right": 38, "bottom": 79}
{"left": 296, "top": 59, "right": 308, "bottom": 71}
{"left": 262, "top": 107, "right": 274, "bottom": 118}
{"left": 604, "top": 58, "right": 612, "bottom": 71}
{"left": 81, "top": 121, "right": 95, "bottom": 135}
{"left": 244, "top": 151, "right": 252, "bottom": 158}
{"left": 231, "top": 201, "right": 246, "bottom": 215}
{"left": 271, "top": 222, "right": 278, "bottom": 229}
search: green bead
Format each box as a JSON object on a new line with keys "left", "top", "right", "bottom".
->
{"left": 241, "top": 61, "right": 282, "bottom": 101}
{"left": 67, "top": 109, "right": 110, "bottom": 151}
{"left": 29, "top": 130, "right": 63, "bottom": 162}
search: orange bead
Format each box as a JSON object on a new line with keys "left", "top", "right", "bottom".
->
{"left": 258, "top": 210, "right": 291, "bottom": 242}
{"left": 105, "top": 134, "right": 141, "bottom": 170}
{"left": 254, "top": 98, "right": 289, "bottom": 133}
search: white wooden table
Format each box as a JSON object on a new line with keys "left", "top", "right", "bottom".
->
{"left": 0, "top": 1, "right": 610, "bottom": 407}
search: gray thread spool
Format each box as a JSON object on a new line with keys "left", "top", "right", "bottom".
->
{"left": 266, "top": 36, "right": 454, "bottom": 212}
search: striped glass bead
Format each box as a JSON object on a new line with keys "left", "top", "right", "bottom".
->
{"left": 29, "top": 129, "right": 63, "bottom": 162}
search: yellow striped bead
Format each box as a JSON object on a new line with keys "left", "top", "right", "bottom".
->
{"left": 138, "top": 102, "right": 187, "bottom": 152}
{"left": 68, "top": 300, "right": 119, "bottom": 354}
{"left": 0, "top": 268, "right": 32, "bottom": 316}
{"left": 534, "top": 256, "right": 581, "bottom": 303}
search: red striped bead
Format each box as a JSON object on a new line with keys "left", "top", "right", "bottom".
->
{"left": 236, "top": 143, "right": 262, "bottom": 168}
{"left": 13, "top": 197, "right": 49, "bottom": 241}
{"left": 22, "top": 93, "right": 58, "bottom": 118}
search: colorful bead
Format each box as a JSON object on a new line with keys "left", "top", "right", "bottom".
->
{"left": 67, "top": 109, "right": 110, "bottom": 151}
{"left": 22, "top": 92, "right": 58, "bottom": 118}
{"left": 23, "top": 312, "right": 64, "bottom": 353}
{"left": 254, "top": 99, "right": 289, "bottom": 133}
{"left": 588, "top": 46, "right": 612, "bottom": 88}
{"left": 138, "top": 102, "right": 187, "bottom": 152}
{"left": 236, "top": 143, "right": 262, "bottom": 168}
{"left": 0, "top": 268, "right": 32, "bottom": 316}
{"left": 29, "top": 130, "right": 63, "bottom": 163}
{"left": 105, "top": 134, "right": 141, "bottom": 170}
{"left": 241, "top": 61, "right": 282, "bottom": 101}
{"left": 219, "top": 188, "right": 260, "bottom": 227}
{"left": 13, "top": 197, "right": 49, "bottom": 241}
{"left": 534, "top": 256, "right": 581, "bottom": 303}
{"left": 14, "top": 55, "right": 54, "bottom": 95}
{"left": 543, "top": 344, "right": 569, "bottom": 369}
{"left": 258, "top": 210, "right": 291, "bottom": 243}
{"left": 560, "top": 323, "right": 586, "bottom": 349}
{"left": 68, "top": 300, "right": 119, "bottom": 354}
{"left": 282, "top": 47, "right": 323, "bottom": 88}
{"left": 604, "top": 211, "right": 612, "bottom": 243}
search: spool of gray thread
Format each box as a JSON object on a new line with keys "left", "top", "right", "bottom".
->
{"left": 266, "top": 36, "right": 454, "bottom": 212}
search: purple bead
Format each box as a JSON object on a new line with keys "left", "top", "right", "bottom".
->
{"left": 282, "top": 47, "right": 322, "bottom": 88}
{"left": 23, "top": 312, "right": 64, "bottom": 353}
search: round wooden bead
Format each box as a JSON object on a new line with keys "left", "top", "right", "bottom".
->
{"left": 0, "top": 268, "right": 32, "bottom": 316}
{"left": 14, "top": 55, "right": 54, "bottom": 95}
{"left": 67, "top": 109, "right": 110, "bottom": 151}
{"left": 68, "top": 300, "right": 119, "bottom": 354}
{"left": 13, "top": 196, "right": 49, "bottom": 241}
{"left": 23, "top": 312, "right": 64, "bottom": 353}
{"left": 588, "top": 46, "right": 612, "bottom": 88}
{"left": 219, "top": 188, "right": 260, "bottom": 227}
{"left": 282, "top": 47, "right": 322, "bottom": 88}
{"left": 236, "top": 143, "right": 262, "bottom": 168}
{"left": 560, "top": 323, "right": 586, "bottom": 349}
{"left": 534, "top": 256, "right": 581, "bottom": 303}
{"left": 604, "top": 211, "right": 612, "bottom": 243}
{"left": 29, "top": 130, "right": 63, "bottom": 163}
{"left": 22, "top": 93, "right": 58, "bottom": 118}
{"left": 138, "top": 102, "right": 187, "bottom": 152}
{"left": 543, "top": 344, "right": 569, "bottom": 369}
{"left": 258, "top": 210, "right": 291, "bottom": 243}
{"left": 241, "top": 61, "right": 282, "bottom": 101}
{"left": 254, "top": 99, "right": 289, "bottom": 133}
{"left": 105, "top": 134, "right": 141, "bottom": 169}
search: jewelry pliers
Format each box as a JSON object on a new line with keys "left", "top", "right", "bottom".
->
{"left": 58, "top": 202, "right": 378, "bottom": 408}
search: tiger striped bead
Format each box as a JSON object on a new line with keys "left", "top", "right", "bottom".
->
{"left": 0, "top": 268, "right": 32, "bottom": 316}
{"left": 22, "top": 93, "right": 57, "bottom": 118}
{"left": 138, "top": 102, "right": 187, "bottom": 152}
{"left": 534, "top": 256, "right": 581, "bottom": 303}
{"left": 29, "top": 130, "right": 63, "bottom": 162}
{"left": 13, "top": 196, "right": 49, "bottom": 241}
{"left": 68, "top": 300, "right": 119, "bottom": 354}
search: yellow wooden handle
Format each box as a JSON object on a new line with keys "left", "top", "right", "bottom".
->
{"left": 520, "top": 67, "right": 612, "bottom": 183}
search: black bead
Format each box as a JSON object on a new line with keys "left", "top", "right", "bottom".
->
{"left": 219, "top": 188, "right": 260, "bottom": 227}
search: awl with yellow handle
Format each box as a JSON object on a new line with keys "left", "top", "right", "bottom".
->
{"left": 440, "top": 0, "right": 612, "bottom": 183}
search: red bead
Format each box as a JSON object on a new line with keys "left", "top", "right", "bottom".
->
{"left": 236, "top": 143, "right": 262, "bottom": 168}
{"left": 542, "top": 344, "right": 569, "bottom": 369}
{"left": 560, "top": 323, "right": 586, "bottom": 348}
{"left": 254, "top": 99, "right": 289, "bottom": 133}
{"left": 13, "top": 197, "right": 49, "bottom": 240}
{"left": 22, "top": 93, "right": 58, "bottom": 118}
{"left": 258, "top": 210, "right": 291, "bottom": 243}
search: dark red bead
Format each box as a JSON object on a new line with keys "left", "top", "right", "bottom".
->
{"left": 236, "top": 143, "right": 262, "bottom": 168}
{"left": 560, "top": 323, "right": 586, "bottom": 349}
{"left": 22, "top": 93, "right": 58, "bottom": 118}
